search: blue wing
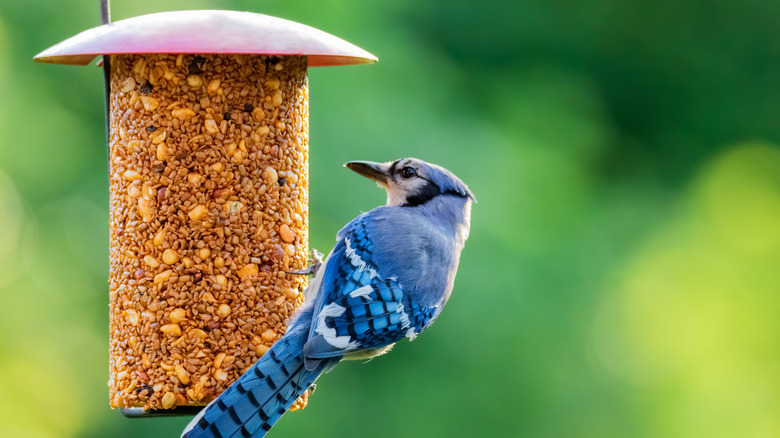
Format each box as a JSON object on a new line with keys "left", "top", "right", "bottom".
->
{"left": 304, "top": 214, "right": 437, "bottom": 359}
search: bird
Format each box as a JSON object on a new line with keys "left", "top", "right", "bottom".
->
{"left": 182, "top": 157, "right": 474, "bottom": 438}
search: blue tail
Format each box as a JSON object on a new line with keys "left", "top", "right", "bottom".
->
{"left": 182, "top": 307, "right": 339, "bottom": 438}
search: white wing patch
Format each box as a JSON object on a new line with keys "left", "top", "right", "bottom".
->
{"left": 344, "top": 238, "right": 379, "bottom": 279}
{"left": 397, "top": 302, "right": 417, "bottom": 340}
{"left": 315, "top": 303, "right": 359, "bottom": 350}
{"left": 348, "top": 285, "right": 374, "bottom": 299}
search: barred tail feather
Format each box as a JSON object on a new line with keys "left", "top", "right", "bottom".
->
{"left": 182, "top": 308, "right": 339, "bottom": 438}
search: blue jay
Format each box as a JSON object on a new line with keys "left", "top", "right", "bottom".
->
{"left": 182, "top": 158, "right": 474, "bottom": 438}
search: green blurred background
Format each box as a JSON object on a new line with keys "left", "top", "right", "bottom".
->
{"left": 2, "top": 0, "right": 780, "bottom": 437}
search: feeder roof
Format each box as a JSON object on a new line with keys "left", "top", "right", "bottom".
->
{"left": 34, "top": 10, "right": 377, "bottom": 67}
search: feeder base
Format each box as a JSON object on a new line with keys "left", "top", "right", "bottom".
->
{"left": 120, "top": 406, "right": 203, "bottom": 418}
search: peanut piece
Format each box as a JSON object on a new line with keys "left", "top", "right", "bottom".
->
{"left": 255, "top": 344, "right": 270, "bottom": 357}
{"left": 156, "top": 143, "right": 169, "bottom": 161}
{"left": 204, "top": 119, "right": 219, "bottom": 134}
{"left": 214, "top": 352, "right": 226, "bottom": 370}
{"left": 169, "top": 308, "right": 186, "bottom": 324}
{"left": 237, "top": 263, "right": 259, "bottom": 280}
{"left": 153, "top": 228, "right": 166, "bottom": 246}
{"left": 175, "top": 364, "right": 190, "bottom": 385}
{"left": 187, "top": 75, "right": 203, "bottom": 88}
{"left": 187, "top": 172, "right": 203, "bottom": 185}
{"left": 160, "top": 323, "right": 182, "bottom": 336}
{"left": 271, "top": 90, "right": 283, "bottom": 107}
{"left": 137, "top": 197, "right": 154, "bottom": 222}
{"left": 127, "top": 185, "right": 141, "bottom": 198}
{"left": 121, "top": 77, "right": 136, "bottom": 93}
{"left": 262, "top": 166, "right": 277, "bottom": 184}
{"left": 279, "top": 224, "right": 296, "bottom": 243}
{"left": 284, "top": 287, "right": 300, "bottom": 299}
{"left": 266, "top": 77, "right": 280, "bottom": 90}
{"left": 188, "top": 205, "right": 207, "bottom": 221}
{"left": 225, "top": 200, "right": 244, "bottom": 214}
{"left": 189, "top": 328, "right": 208, "bottom": 339}
{"left": 144, "top": 255, "right": 160, "bottom": 269}
{"left": 161, "top": 391, "right": 176, "bottom": 409}
{"left": 162, "top": 249, "right": 180, "bottom": 265}
{"left": 172, "top": 108, "right": 196, "bottom": 119}
{"left": 251, "top": 106, "right": 265, "bottom": 121}
{"left": 207, "top": 79, "right": 221, "bottom": 94}
{"left": 140, "top": 96, "right": 160, "bottom": 111}
{"left": 124, "top": 309, "right": 139, "bottom": 326}
{"left": 150, "top": 129, "right": 167, "bottom": 144}
{"left": 261, "top": 329, "right": 276, "bottom": 342}
{"left": 123, "top": 169, "right": 141, "bottom": 181}
{"left": 154, "top": 269, "right": 173, "bottom": 285}
{"left": 256, "top": 125, "right": 270, "bottom": 137}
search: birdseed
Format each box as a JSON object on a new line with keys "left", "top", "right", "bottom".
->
{"left": 107, "top": 53, "right": 310, "bottom": 410}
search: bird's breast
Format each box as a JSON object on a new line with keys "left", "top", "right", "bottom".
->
{"left": 342, "top": 344, "right": 396, "bottom": 361}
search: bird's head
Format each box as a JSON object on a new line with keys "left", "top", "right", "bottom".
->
{"left": 345, "top": 158, "right": 475, "bottom": 207}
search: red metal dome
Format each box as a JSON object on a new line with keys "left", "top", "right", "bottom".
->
{"left": 34, "top": 10, "right": 377, "bottom": 67}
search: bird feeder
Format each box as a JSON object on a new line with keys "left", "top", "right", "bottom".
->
{"left": 34, "top": 9, "right": 375, "bottom": 416}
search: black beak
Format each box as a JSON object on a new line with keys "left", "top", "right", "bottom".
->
{"left": 344, "top": 161, "right": 391, "bottom": 185}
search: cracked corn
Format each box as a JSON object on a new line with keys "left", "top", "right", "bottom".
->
{"left": 108, "top": 54, "right": 310, "bottom": 410}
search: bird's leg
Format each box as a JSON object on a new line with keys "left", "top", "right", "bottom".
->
{"left": 287, "top": 249, "right": 324, "bottom": 277}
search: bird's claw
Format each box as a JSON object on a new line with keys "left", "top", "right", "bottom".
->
{"left": 286, "top": 249, "right": 324, "bottom": 276}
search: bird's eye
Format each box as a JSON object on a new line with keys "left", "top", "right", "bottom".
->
{"left": 400, "top": 166, "right": 417, "bottom": 179}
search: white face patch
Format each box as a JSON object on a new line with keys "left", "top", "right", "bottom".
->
{"left": 385, "top": 175, "right": 428, "bottom": 206}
